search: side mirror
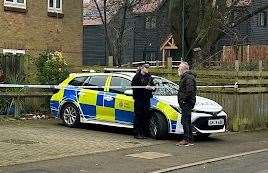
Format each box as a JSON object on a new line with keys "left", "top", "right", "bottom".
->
{"left": 124, "top": 89, "right": 133, "bottom": 96}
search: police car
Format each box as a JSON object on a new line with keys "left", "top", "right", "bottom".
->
{"left": 50, "top": 69, "right": 227, "bottom": 139}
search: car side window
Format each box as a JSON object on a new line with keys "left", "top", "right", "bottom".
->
{"left": 68, "top": 76, "right": 89, "bottom": 86}
{"left": 84, "top": 75, "right": 107, "bottom": 91}
{"left": 153, "top": 77, "right": 178, "bottom": 96}
{"left": 110, "top": 76, "right": 131, "bottom": 94}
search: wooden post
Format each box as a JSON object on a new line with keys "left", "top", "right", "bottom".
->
{"left": 259, "top": 60, "right": 263, "bottom": 82}
{"left": 156, "top": 60, "right": 159, "bottom": 68}
{"left": 162, "top": 50, "right": 165, "bottom": 67}
{"left": 235, "top": 60, "right": 239, "bottom": 72}
{"left": 14, "top": 97, "right": 20, "bottom": 118}
{"left": 246, "top": 45, "right": 250, "bottom": 63}
{"left": 167, "top": 57, "right": 172, "bottom": 69}
{"left": 127, "top": 62, "right": 131, "bottom": 68}
{"left": 108, "top": 56, "right": 113, "bottom": 67}
{"left": 259, "top": 60, "right": 263, "bottom": 72}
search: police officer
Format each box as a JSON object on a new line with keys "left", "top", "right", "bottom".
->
{"left": 177, "top": 62, "right": 197, "bottom": 146}
{"left": 131, "top": 64, "right": 155, "bottom": 139}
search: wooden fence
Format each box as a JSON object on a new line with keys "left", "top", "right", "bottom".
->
{"left": 222, "top": 45, "right": 268, "bottom": 62}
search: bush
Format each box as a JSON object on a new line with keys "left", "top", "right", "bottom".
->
{"left": 36, "top": 51, "right": 69, "bottom": 85}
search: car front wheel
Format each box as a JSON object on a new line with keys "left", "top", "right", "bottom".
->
{"left": 61, "top": 103, "right": 80, "bottom": 127}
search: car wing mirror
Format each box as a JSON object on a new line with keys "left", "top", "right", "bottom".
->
{"left": 124, "top": 89, "right": 133, "bottom": 96}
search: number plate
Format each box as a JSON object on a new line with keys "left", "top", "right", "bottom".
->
{"left": 208, "top": 119, "right": 224, "bottom": 126}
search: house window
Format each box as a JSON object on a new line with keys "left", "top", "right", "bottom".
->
{"left": 4, "top": 0, "right": 26, "bottom": 9}
{"left": 145, "top": 16, "right": 157, "bottom": 29}
{"left": 258, "top": 12, "right": 267, "bottom": 27}
{"left": 48, "top": 0, "right": 62, "bottom": 13}
{"left": 2, "top": 49, "right": 26, "bottom": 55}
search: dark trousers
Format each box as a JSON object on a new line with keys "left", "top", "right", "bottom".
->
{"left": 134, "top": 100, "right": 150, "bottom": 136}
{"left": 181, "top": 105, "right": 193, "bottom": 142}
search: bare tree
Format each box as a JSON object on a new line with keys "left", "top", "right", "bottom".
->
{"left": 169, "top": 0, "right": 268, "bottom": 65}
{"left": 91, "top": 0, "right": 142, "bottom": 66}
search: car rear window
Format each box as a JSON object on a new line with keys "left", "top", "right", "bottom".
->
{"left": 83, "top": 75, "right": 107, "bottom": 91}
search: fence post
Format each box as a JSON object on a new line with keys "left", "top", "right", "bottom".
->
{"left": 108, "top": 56, "right": 113, "bottom": 67}
{"left": 235, "top": 60, "right": 239, "bottom": 72}
{"left": 14, "top": 97, "right": 20, "bottom": 118}
{"left": 167, "top": 57, "right": 172, "bottom": 69}
{"left": 234, "top": 59, "right": 240, "bottom": 131}
{"left": 156, "top": 60, "right": 159, "bottom": 68}
{"left": 259, "top": 60, "right": 263, "bottom": 73}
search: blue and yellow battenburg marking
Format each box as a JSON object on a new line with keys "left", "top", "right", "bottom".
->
{"left": 50, "top": 75, "right": 181, "bottom": 132}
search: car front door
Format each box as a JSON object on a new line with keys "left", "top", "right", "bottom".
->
{"left": 108, "top": 76, "right": 134, "bottom": 125}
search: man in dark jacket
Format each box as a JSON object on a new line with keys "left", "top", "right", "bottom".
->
{"left": 131, "top": 64, "right": 155, "bottom": 139}
{"left": 177, "top": 62, "right": 197, "bottom": 146}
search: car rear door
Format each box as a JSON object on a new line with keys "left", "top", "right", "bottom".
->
{"left": 78, "top": 75, "right": 109, "bottom": 121}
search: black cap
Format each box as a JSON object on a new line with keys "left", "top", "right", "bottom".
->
{"left": 142, "top": 63, "right": 150, "bottom": 68}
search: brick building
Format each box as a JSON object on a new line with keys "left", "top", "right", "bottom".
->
{"left": 0, "top": 0, "right": 83, "bottom": 67}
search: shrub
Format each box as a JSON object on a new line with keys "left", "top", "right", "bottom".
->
{"left": 36, "top": 51, "right": 69, "bottom": 85}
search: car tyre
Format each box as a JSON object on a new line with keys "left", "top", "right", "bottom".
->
{"left": 149, "top": 111, "right": 168, "bottom": 139}
{"left": 61, "top": 103, "right": 80, "bottom": 127}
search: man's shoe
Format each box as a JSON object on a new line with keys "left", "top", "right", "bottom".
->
{"left": 185, "top": 142, "right": 194, "bottom": 146}
{"left": 134, "top": 135, "right": 145, "bottom": 139}
{"left": 176, "top": 140, "right": 188, "bottom": 146}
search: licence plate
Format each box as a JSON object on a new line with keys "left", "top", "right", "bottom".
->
{"left": 208, "top": 119, "right": 224, "bottom": 126}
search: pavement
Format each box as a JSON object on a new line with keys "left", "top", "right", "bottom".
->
{"left": 0, "top": 119, "right": 267, "bottom": 173}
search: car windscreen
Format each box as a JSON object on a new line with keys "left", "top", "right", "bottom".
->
{"left": 153, "top": 77, "right": 179, "bottom": 96}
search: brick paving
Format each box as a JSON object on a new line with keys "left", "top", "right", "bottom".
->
{"left": 0, "top": 119, "right": 163, "bottom": 167}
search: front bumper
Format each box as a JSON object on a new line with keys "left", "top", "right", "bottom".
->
{"left": 191, "top": 111, "right": 227, "bottom": 134}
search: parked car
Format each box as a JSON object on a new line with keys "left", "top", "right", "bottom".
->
{"left": 50, "top": 70, "right": 227, "bottom": 139}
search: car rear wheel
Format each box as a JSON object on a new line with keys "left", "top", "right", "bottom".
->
{"left": 61, "top": 103, "right": 80, "bottom": 127}
{"left": 149, "top": 111, "right": 168, "bottom": 139}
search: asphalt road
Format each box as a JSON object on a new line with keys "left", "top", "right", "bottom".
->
{"left": 0, "top": 129, "right": 267, "bottom": 173}
{"left": 171, "top": 151, "right": 268, "bottom": 173}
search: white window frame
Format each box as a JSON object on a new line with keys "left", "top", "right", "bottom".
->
{"left": 4, "top": 0, "right": 26, "bottom": 9}
{"left": 3, "top": 49, "right": 26, "bottom": 55}
{"left": 48, "top": 0, "right": 62, "bottom": 13}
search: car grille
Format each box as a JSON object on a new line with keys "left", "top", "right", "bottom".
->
{"left": 192, "top": 116, "right": 226, "bottom": 131}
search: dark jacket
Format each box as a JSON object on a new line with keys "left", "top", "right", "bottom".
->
{"left": 131, "top": 70, "right": 154, "bottom": 102}
{"left": 177, "top": 71, "right": 197, "bottom": 109}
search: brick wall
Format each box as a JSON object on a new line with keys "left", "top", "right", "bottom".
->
{"left": 0, "top": 0, "right": 83, "bottom": 67}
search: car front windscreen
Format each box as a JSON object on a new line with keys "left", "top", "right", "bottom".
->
{"left": 153, "top": 77, "right": 179, "bottom": 96}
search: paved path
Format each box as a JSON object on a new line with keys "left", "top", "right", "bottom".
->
{"left": 0, "top": 119, "right": 267, "bottom": 173}
{"left": 0, "top": 119, "right": 163, "bottom": 167}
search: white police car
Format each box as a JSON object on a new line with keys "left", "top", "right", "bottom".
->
{"left": 50, "top": 69, "right": 227, "bottom": 139}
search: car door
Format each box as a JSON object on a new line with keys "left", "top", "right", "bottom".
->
{"left": 108, "top": 76, "right": 134, "bottom": 125}
{"left": 78, "top": 75, "right": 109, "bottom": 121}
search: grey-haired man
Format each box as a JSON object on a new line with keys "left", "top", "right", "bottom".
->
{"left": 177, "top": 62, "right": 197, "bottom": 146}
